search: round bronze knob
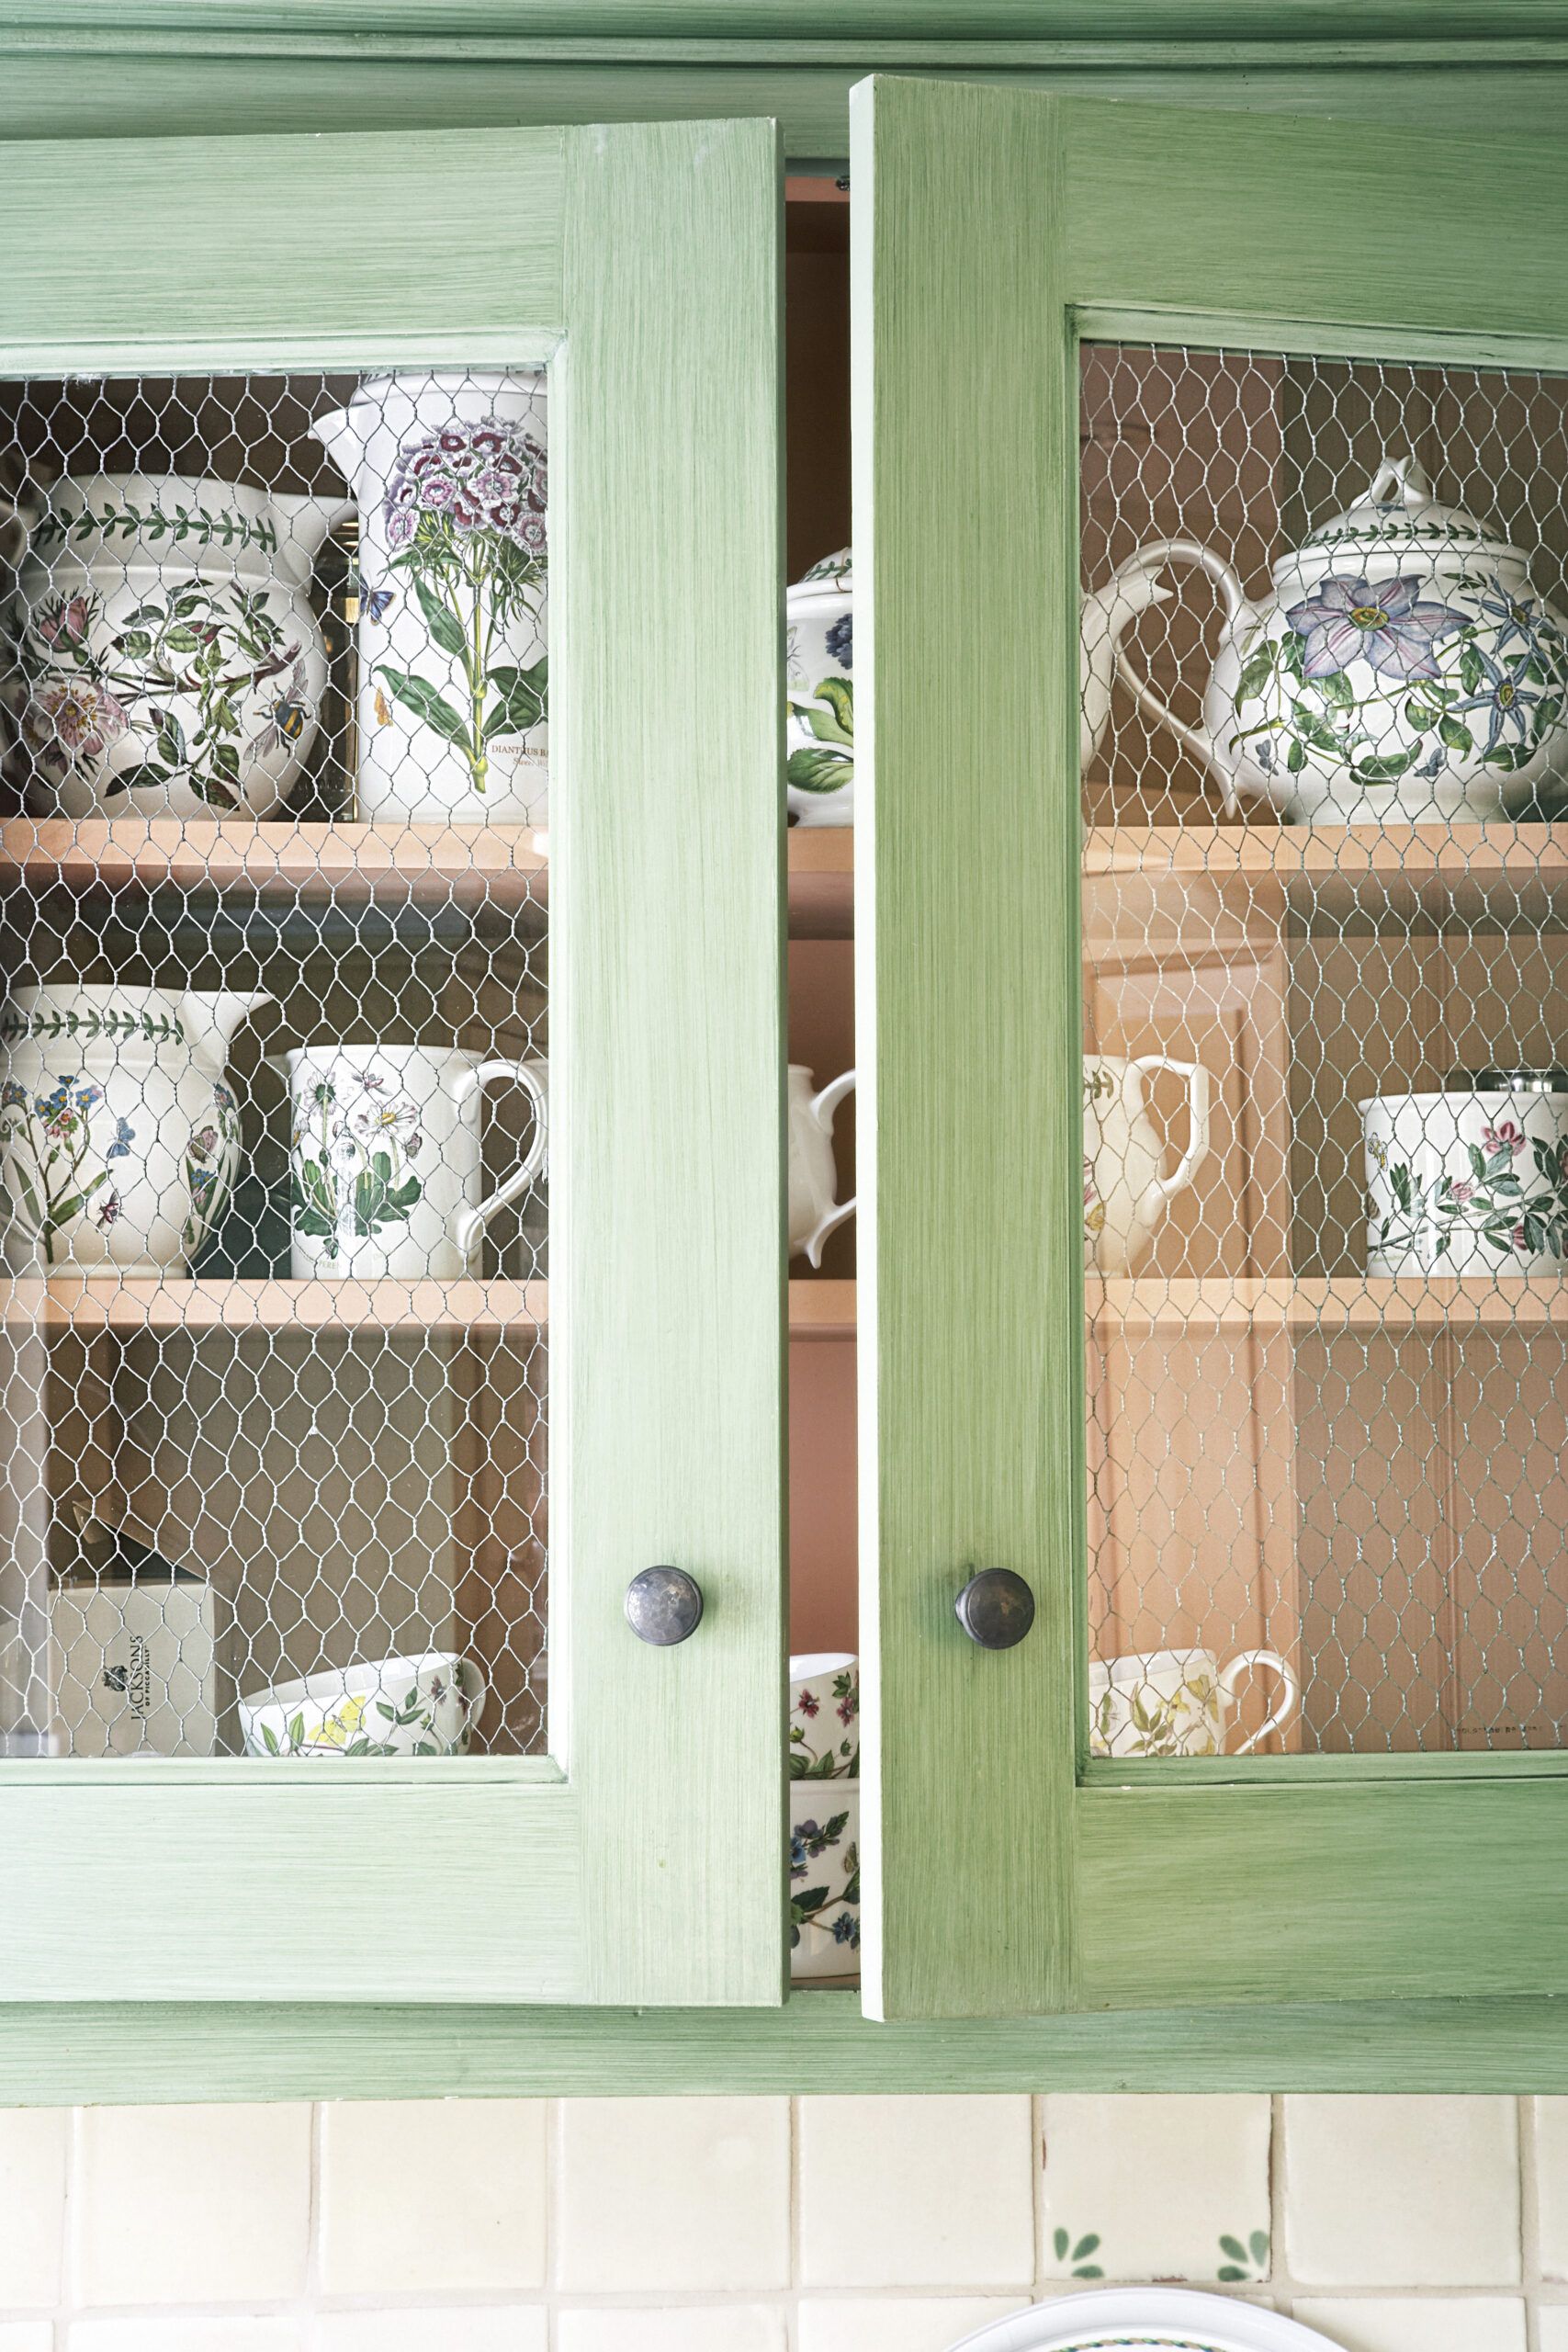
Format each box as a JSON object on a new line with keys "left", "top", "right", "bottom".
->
{"left": 625, "top": 1565, "right": 705, "bottom": 1646}
{"left": 954, "top": 1567, "right": 1035, "bottom": 1650}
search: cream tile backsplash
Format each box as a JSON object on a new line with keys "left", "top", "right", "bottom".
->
{"left": 1, "top": 2095, "right": 1567, "bottom": 2346}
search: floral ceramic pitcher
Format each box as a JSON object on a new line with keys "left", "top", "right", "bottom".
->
{"left": 0, "top": 987, "right": 265, "bottom": 1274}
{"left": 310, "top": 373, "right": 548, "bottom": 826}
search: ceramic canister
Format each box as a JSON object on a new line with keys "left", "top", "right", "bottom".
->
{"left": 310, "top": 372, "right": 548, "bottom": 826}
{"left": 785, "top": 548, "right": 853, "bottom": 826}
{"left": 1362, "top": 1069, "right": 1568, "bottom": 1275}
{"left": 789, "top": 1781, "right": 860, "bottom": 1980}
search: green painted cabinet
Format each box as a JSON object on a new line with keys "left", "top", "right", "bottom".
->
{"left": 857, "top": 76, "right": 1568, "bottom": 2019}
{"left": 0, "top": 119, "right": 786, "bottom": 2009}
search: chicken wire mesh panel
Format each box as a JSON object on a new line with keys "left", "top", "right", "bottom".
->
{"left": 1081, "top": 341, "right": 1568, "bottom": 1757}
{"left": 0, "top": 368, "right": 550, "bottom": 1759}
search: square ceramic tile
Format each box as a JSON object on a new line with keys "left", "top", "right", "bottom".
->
{"left": 317, "top": 2098, "right": 547, "bottom": 2292}
{"left": 310, "top": 2316, "right": 545, "bottom": 2352}
{"left": 0, "top": 2109, "right": 68, "bottom": 2307}
{"left": 1535, "top": 2308, "right": 1568, "bottom": 2352}
{"left": 798, "top": 2094, "right": 1034, "bottom": 2290}
{"left": 1292, "top": 2297, "right": 1527, "bottom": 2352}
{"left": 1283, "top": 2096, "right": 1519, "bottom": 2285}
{"left": 71, "top": 2327, "right": 303, "bottom": 2352}
{"left": 0, "top": 2330, "right": 52, "bottom": 2352}
{"left": 555, "top": 2098, "right": 789, "bottom": 2292}
{"left": 556, "top": 2315, "right": 786, "bottom": 2352}
{"left": 798, "top": 2298, "right": 1032, "bottom": 2351}
{"left": 72, "top": 2103, "right": 312, "bottom": 2304}
{"left": 1535, "top": 2098, "right": 1568, "bottom": 2278}
{"left": 1041, "top": 2094, "right": 1271, "bottom": 2284}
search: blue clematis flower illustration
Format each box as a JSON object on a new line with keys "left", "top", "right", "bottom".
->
{"left": 1284, "top": 573, "right": 1470, "bottom": 682}
{"left": 825, "top": 613, "right": 852, "bottom": 671}
{"left": 1452, "top": 646, "right": 1547, "bottom": 754}
{"left": 1474, "top": 579, "right": 1553, "bottom": 662}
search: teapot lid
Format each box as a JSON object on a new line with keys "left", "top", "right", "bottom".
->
{"left": 789, "top": 546, "right": 852, "bottom": 598}
{"left": 1296, "top": 454, "right": 1518, "bottom": 569}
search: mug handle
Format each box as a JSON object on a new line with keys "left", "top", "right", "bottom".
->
{"left": 802, "top": 1069, "right": 857, "bottom": 1270}
{"left": 449, "top": 1059, "right": 548, "bottom": 1264}
{"left": 1219, "top": 1648, "right": 1300, "bottom": 1756}
{"left": 1131, "top": 1054, "right": 1212, "bottom": 1209}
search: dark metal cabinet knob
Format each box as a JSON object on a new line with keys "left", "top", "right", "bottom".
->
{"left": 954, "top": 1567, "right": 1035, "bottom": 1650}
{"left": 625, "top": 1565, "right": 705, "bottom": 1646}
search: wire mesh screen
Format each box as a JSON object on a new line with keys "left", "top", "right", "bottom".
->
{"left": 1081, "top": 342, "right": 1568, "bottom": 1756}
{"left": 0, "top": 369, "right": 549, "bottom": 1758}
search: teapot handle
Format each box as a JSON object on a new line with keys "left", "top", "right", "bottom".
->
{"left": 1109, "top": 539, "right": 1249, "bottom": 814}
{"left": 449, "top": 1058, "right": 548, "bottom": 1264}
{"left": 1131, "top": 1054, "right": 1212, "bottom": 1211}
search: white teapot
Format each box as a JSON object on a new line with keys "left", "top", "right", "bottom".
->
{"left": 1084, "top": 1054, "right": 1211, "bottom": 1275}
{"left": 1098, "top": 455, "right": 1568, "bottom": 821}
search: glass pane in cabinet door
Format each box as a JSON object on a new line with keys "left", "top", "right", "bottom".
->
{"left": 1081, "top": 342, "right": 1568, "bottom": 1757}
{"left": 0, "top": 369, "right": 550, "bottom": 1760}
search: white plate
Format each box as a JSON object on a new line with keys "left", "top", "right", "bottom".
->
{"left": 950, "top": 2290, "right": 1344, "bottom": 2352}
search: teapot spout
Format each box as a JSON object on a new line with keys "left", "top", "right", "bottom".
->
{"left": 181, "top": 990, "right": 274, "bottom": 1070}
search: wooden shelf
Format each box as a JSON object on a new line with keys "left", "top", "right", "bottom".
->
{"left": 2, "top": 1272, "right": 856, "bottom": 1335}
{"left": 1085, "top": 821, "right": 1568, "bottom": 948}
{"left": 0, "top": 819, "right": 854, "bottom": 934}
{"left": 1096, "top": 1273, "right": 1568, "bottom": 1332}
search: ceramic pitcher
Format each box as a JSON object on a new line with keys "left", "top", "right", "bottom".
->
{"left": 1099, "top": 455, "right": 1568, "bottom": 821}
{"left": 1083, "top": 1054, "right": 1211, "bottom": 1275}
{"left": 0, "top": 986, "right": 265, "bottom": 1275}
{"left": 310, "top": 372, "right": 548, "bottom": 826}
{"left": 1, "top": 475, "right": 348, "bottom": 820}
{"left": 282, "top": 1041, "right": 547, "bottom": 1279}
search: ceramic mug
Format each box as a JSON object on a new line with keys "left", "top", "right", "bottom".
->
{"left": 281, "top": 1042, "right": 547, "bottom": 1279}
{"left": 239, "top": 1649, "right": 487, "bottom": 1758}
{"left": 789, "top": 1650, "right": 859, "bottom": 1781}
{"left": 789, "top": 1065, "right": 855, "bottom": 1266}
{"left": 1089, "top": 1646, "right": 1299, "bottom": 1759}
{"left": 1083, "top": 1053, "right": 1211, "bottom": 1275}
{"left": 789, "top": 1781, "right": 860, "bottom": 1980}
{"left": 1362, "top": 1069, "right": 1568, "bottom": 1275}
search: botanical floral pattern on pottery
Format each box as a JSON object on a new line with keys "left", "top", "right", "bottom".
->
{"left": 257, "top": 1673, "right": 466, "bottom": 1758}
{"left": 789, "top": 1805, "right": 860, "bottom": 1952}
{"left": 375, "top": 415, "right": 547, "bottom": 797}
{"left": 290, "top": 1069, "right": 425, "bottom": 1261}
{"left": 1369, "top": 1118, "right": 1568, "bottom": 1266}
{"left": 785, "top": 547, "right": 853, "bottom": 820}
{"left": 7, "top": 581, "right": 310, "bottom": 811}
{"left": 789, "top": 1662, "right": 859, "bottom": 1780}
{"left": 1230, "top": 565, "right": 1568, "bottom": 797}
{"left": 0, "top": 1072, "right": 235, "bottom": 1267}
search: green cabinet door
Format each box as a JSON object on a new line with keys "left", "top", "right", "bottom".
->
{"left": 855, "top": 78, "right": 1568, "bottom": 2018}
{"left": 0, "top": 122, "right": 785, "bottom": 2007}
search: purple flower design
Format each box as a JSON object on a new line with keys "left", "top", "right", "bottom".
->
{"left": 382, "top": 416, "right": 547, "bottom": 558}
{"left": 1452, "top": 647, "right": 1546, "bottom": 754}
{"left": 1284, "top": 573, "right": 1469, "bottom": 683}
{"left": 1483, "top": 1119, "right": 1528, "bottom": 1159}
{"left": 1475, "top": 581, "right": 1552, "bottom": 662}
{"left": 825, "top": 613, "right": 852, "bottom": 671}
